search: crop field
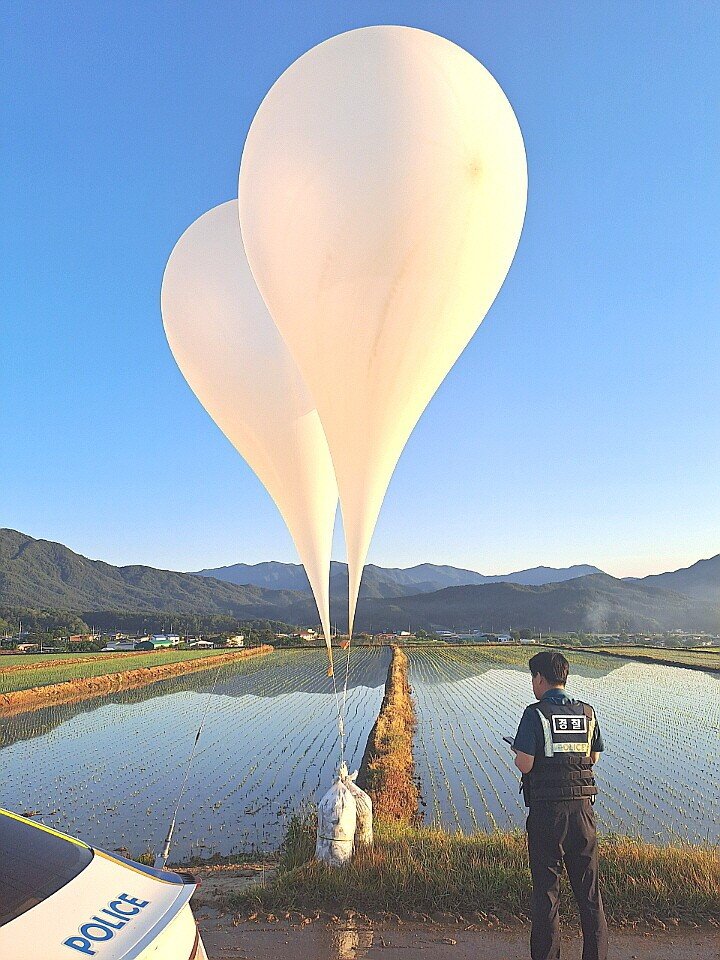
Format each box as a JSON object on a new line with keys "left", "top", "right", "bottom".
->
{"left": 593, "top": 646, "right": 720, "bottom": 671}
{"left": 408, "top": 647, "right": 720, "bottom": 843}
{"left": 0, "top": 647, "right": 236, "bottom": 693}
{"left": 0, "top": 652, "right": 119, "bottom": 668}
{"left": 0, "top": 648, "right": 389, "bottom": 859}
{"left": 3, "top": 644, "right": 718, "bottom": 863}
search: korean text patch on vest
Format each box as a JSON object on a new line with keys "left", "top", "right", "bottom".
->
{"left": 551, "top": 714, "right": 588, "bottom": 735}
{"left": 535, "top": 704, "right": 594, "bottom": 757}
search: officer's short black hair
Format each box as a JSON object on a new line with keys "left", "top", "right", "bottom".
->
{"left": 529, "top": 651, "right": 569, "bottom": 686}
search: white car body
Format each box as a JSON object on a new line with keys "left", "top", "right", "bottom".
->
{"left": 0, "top": 808, "right": 207, "bottom": 960}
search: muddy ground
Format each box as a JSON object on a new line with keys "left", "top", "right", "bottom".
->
{"left": 197, "top": 913, "right": 719, "bottom": 960}
{"left": 190, "top": 864, "right": 719, "bottom": 960}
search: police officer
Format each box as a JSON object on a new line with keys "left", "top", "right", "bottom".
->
{"left": 512, "top": 651, "right": 608, "bottom": 960}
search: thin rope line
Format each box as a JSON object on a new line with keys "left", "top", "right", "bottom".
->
{"left": 325, "top": 636, "right": 345, "bottom": 767}
{"left": 339, "top": 615, "right": 353, "bottom": 767}
{"left": 156, "top": 656, "right": 226, "bottom": 866}
{"left": 170, "top": 660, "right": 223, "bottom": 824}
{"left": 341, "top": 637, "right": 351, "bottom": 723}
{"left": 330, "top": 651, "right": 345, "bottom": 763}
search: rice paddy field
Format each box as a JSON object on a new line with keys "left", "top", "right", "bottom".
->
{"left": 0, "top": 648, "right": 237, "bottom": 693}
{"left": 1, "top": 645, "right": 718, "bottom": 862}
{"left": 0, "top": 648, "right": 389, "bottom": 859}
{"left": 592, "top": 646, "right": 720, "bottom": 670}
{"left": 408, "top": 646, "right": 720, "bottom": 843}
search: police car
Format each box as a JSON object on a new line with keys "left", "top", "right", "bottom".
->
{"left": 0, "top": 807, "right": 208, "bottom": 960}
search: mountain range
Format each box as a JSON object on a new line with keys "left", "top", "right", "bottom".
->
{"left": 0, "top": 529, "right": 299, "bottom": 618}
{"left": 359, "top": 573, "right": 720, "bottom": 634}
{"left": 192, "top": 560, "right": 603, "bottom": 598}
{"left": 633, "top": 555, "right": 720, "bottom": 605}
{"left": 1, "top": 528, "right": 719, "bottom": 633}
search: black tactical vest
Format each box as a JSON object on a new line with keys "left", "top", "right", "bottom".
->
{"left": 521, "top": 699, "right": 598, "bottom": 806}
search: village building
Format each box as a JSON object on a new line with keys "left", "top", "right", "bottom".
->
{"left": 101, "top": 639, "right": 138, "bottom": 652}
{"left": 135, "top": 634, "right": 181, "bottom": 650}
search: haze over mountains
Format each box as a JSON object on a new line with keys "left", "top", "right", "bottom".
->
{"left": 363, "top": 574, "right": 720, "bottom": 635}
{"left": 2, "top": 529, "right": 719, "bottom": 633}
{"left": 633, "top": 555, "right": 720, "bottom": 605}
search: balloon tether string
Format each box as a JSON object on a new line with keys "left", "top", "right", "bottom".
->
{"left": 341, "top": 630, "right": 352, "bottom": 753}
{"left": 328, "top": 651, "right": 345, "bottom": 767}
{"left": 154, "top": 660, "right": 223, "bottom": 869}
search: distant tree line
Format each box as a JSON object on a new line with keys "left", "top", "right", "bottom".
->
{"left": 0, "top": 606, "right": 300, "bottom": 649}
{"left": 1, "top": 605, "right": 710, "bottom": 652}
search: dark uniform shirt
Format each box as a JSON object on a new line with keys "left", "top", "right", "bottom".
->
{"left": 514, "top": 688, "right": 605, "bottom": 756}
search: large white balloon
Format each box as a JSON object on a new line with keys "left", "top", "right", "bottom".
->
{"left": 161, "top": 201, "right": 338, "bottom": 652}
{"left": 239, "top": 26, "right": 527, "bottom": 636}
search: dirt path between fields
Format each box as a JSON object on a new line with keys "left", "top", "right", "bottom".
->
{"left": 0, "top": 645, "right": 273, "bottom": 715}
{"left": 189, "top": 866, "right": 718, "bottom": 960}
{"left": 197, "top": 914, "right": 719, "bottom": 960}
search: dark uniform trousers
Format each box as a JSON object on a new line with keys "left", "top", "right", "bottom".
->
{"left": 526, "top": 799, "right": 608, "bottom": 960}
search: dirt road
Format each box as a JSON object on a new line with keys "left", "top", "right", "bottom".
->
{"left": 190, "top": 863, "right": 718, "bottom": 960}
{"left": 197, "top": 915, "right": 719, "bottom": 960}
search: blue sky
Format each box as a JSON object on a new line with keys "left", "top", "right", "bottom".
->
{"left": 3, "top": 1, "right": 719, "bottom": 577}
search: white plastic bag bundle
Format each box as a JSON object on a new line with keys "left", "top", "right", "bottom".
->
{"left": 344, "top": 768, "right": 373, "bottom": 847}
{"left": 315, "top": 767, "right": 357, "bottom": 866}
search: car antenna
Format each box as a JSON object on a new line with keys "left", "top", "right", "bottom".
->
{"left": 154, "top": 662, "right": 223, "bottom": 869}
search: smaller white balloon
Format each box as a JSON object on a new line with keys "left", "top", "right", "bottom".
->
{"left": 161, "top": 201, "right": 338, "bottom": 652}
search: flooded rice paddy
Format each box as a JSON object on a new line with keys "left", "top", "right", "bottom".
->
{"left": 408, "top": 647, "right": 720, "bottom": 843}
{"left": 0, "top": 648, "right": 389, "bottom": 859}
{"left": 1, "top": 646, "right": 718, "bottom": 859}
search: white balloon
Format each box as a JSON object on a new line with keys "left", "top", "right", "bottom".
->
{"left": 161, "top": 201, "right": 338, "bottom": 652}
{"left": 239, "top": 26, "right": 527, "bottom": 636}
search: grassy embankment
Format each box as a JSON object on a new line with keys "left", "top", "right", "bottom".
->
{"left": 225, "top": 644, "right": 720, "bottom": 924}
{"left": 524, "top": 641, "right": 720, "bottom": 675}
{"left": 357, "top": 645, "right": 420, "bottom": 823}
{"left": 0, "top": 645, "right": 273, "bottom": 715}
{"left": 233, "top": 819, "right": 720, "bottom": 923}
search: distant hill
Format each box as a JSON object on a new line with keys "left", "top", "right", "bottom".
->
{"left": 635, "top": 555, "right": 720, "bottom": 605}
{"left": 194, "top": 559, "right": 604, "bottom": 598}
{"left": 497, "top": 564, "right": 602, "bottom": 586}
{"left": 192, "top": 561, "right": 313, "bottom": 593}
{"left": 0, "top": 529, "right": 303, "bottom": 617}
{"left": 2, "top": 529, "right": 718, "bottom": 634}
{"left": 354, "top": 574, "right": 720, "bottom": 634}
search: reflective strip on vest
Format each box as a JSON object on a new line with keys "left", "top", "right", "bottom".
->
{"left": 537, "top": 708, "right": 554, "bottom": 757}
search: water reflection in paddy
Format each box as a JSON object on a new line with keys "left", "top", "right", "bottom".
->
{"left": 3, "top": 645, "right": 717, "bottom": 860}
{"left": 1, "top": 648, "right": 390, "bottom": 860}
{"left": 408, "top": 648, "right": 720, "bottom": 843}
